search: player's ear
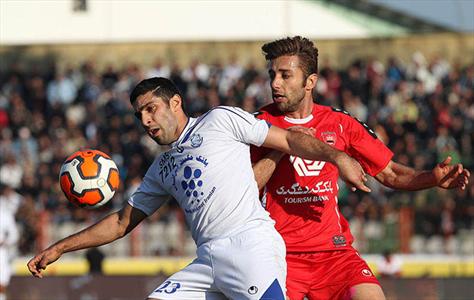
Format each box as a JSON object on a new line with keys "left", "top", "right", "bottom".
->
{"left": 169, "top": 94, "right": 182, "bottom": 112}
{"left": 305, "top": 74, "right": 318, "bottom": 90}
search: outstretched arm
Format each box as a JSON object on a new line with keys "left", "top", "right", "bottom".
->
{"left": 375, "top": 156, "right": 470, "bottom": 191}
{"left": 263, "top": 125, "right": 370, "bottom": 192}
{"left": 27, "top": 204, "right": 147, "bottom": 278}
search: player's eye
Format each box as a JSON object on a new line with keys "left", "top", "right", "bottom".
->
{"left": 146, "top": 104, "right": 156, "bottom": 113}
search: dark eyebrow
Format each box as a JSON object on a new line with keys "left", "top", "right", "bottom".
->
{"left": 269, "top": 68, "right": 292, "bottom": 74}
{"left": 134, "top": 101, "right": 156, "bottom": 120}
{"left": 136, "top": 100, "right": 157, "bottom": 113}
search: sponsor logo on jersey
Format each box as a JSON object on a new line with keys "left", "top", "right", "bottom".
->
{"left": 181, "top": 165, "right": 204, "bottom": 198}
{"left": 276, "top": 181, "right": 333, "bottom": 196}
{"left": 190, "top": 133, "right": 203, "bottom": 148}
{"left": 276, "top": 181, "right": 333, "bottom": 204}
{"left": 159, "top": 152, "right": 178, "bottom": 183}
{"left": 284, "top": 196, "right": 329, "bottom": 204}
{"left": 289, "top": 156, "right": 326, "bottom": 176}
{"left": 332, "top": 234, "right": 347, "bottom": 247}
{"left": 172, "top": 154, "right": 217, "bottom": 214}
{"left": 321, "top": 131, "right": 337, "bottom": 145}
{"left": 361, "top": 269, "right": 373, "bottom": 277}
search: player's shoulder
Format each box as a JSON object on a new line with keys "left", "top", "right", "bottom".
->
{"left": 207, "top": 105, "right": 250, "bottom": 118}
{"left": 312, "top": 104, "right": 333, "bottom": 115}
{"left": 203, "top": 105, "right": 256, "bottom": 124}
{"left": 307, "top": 104, "right": 349, "bottom": 123}
{"left": 326, "top": 106, "right": 359, "bottom": 122}
{"left": 329, "top": 107, "right": 378, "bottom": 138}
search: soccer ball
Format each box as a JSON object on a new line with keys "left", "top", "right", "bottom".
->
{"left": 59, "top": 149, "right": 120, "bottom": 209}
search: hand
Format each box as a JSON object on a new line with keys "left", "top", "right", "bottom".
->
{"left": 433, "top": 156, "right": 470, "bottom": 190}
{"left": 335, "top": 153, "right": 371, "bottom": 193}
{"left": 287, "top": 126, "right": 315, "bottom": 137}
{"left": 27, "top": 247, "right": 62, "bottom": 278}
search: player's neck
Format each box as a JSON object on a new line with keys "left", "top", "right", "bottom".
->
{"left": 174, "top": 115, "right": 190, "bottom": 142}
{"left": 285, "top": 98, "right": 314, "bottom": 119}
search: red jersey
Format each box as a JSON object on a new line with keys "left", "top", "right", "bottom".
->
{"left": 251, "top": 103, "right": 393, "bottom": 252}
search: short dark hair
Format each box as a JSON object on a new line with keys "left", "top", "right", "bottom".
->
{"left": 130, "top": 77, "right": 182, "bottom": 105}
{"left": 262, "top": 36, "right": 318, "bottom": 78}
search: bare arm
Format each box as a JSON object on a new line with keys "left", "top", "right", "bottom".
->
{"left": 263, "top": 125, "right": 370, "bottom": 192}
{"left": 376, "top": 157, "right": 470, "bottom": 191}
{"left": 263, "top": 126, "right": 341, "bottom": 163}
{"left": 253, "top": 126, "right": 314, "bottom": 190}
{"left": 252, "top": 150, "right": 285, "bottom": 190}
{"left": 27, "top": 204, "right": 147, "bottom": 278}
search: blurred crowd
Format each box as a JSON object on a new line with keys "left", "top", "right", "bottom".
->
{"left": 0, "top": 51, "right": 473, "bottom": 257}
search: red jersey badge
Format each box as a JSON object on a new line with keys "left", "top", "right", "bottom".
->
{"left": 321, "top": 131, "right": 337, "bottom": 145}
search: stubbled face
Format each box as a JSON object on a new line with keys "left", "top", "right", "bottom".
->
{"left": 133, "top": 92, "right": 179, "bottom": 145}
{"left": 269, "top": 55, "right": 307, "bottom": 113}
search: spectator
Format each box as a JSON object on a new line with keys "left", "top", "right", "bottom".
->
{"left": 46, "top": 72, "right": 77, "bottom": 107}
{"left": 0, "top": 153, "right": 23, "bottom": 189}
{"left": 85, "top": 247, "right": 105, "bottom": 275}
{"left": 0, "top": 55, "right": 472, "bottom": 258}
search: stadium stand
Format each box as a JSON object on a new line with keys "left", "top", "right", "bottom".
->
{"left": 0, "top": 52, "right": 472, "bottom": 258}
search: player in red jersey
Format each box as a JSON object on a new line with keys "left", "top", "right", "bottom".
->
{"left": 251, "top": 36, "right": 470, "bottom": 300}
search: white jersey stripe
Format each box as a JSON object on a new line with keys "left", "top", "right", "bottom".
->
{"left": 334, "top": 196, "right": 342, "bottom": 232}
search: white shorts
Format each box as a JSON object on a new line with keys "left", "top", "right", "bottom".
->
{"left": 0, "top": 249, "right": 11, "bottom": 286}
{"left": 148, "top": 222, "right": 287, "bottom": 300}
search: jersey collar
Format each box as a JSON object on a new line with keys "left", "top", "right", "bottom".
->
{"left": 171, "top": 117, "right": 197, "bottom": 148}
{"left": 283, "top": 114, "right": 314, "bottom": 124}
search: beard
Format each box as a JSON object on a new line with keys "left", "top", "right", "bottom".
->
{"left": 275, "top": 94, "right": 305, "bottom": 113}
{"left": 273, "top": 79, "right": 307, "bottom": 113}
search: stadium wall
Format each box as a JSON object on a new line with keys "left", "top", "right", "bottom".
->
{"left": 0, "top": 33, "right": 473, "bottom": 73}
{"left": 12, "top": 255, "right": 474, "bottom": 278}
{"left": 0, "top": 0, "right": 395, "bottom": 44}
{"left": 8, "top": 276, "right": 474, "bottom": 300}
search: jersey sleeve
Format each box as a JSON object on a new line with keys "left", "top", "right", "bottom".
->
{"left": 127, "top": 161, "right": 170, "bottom": 215}
{"left": 250, "top": 111, "right": 272, "bottom": 163}
{"left": 210, "top": 106, "right": 271, "bottom": 146}
{"left": 344, "top": 115, "right": 393, "bottom": 176}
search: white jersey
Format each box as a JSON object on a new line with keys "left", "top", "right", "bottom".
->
{"left": 128, "top": 106, "right": 273, "bottom": 246}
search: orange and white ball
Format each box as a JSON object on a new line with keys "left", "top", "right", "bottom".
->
{"left": 59, "top": 149, "right": 120, "bottom": 209}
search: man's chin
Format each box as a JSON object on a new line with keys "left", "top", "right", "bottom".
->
{"left": 155, "top": 139, "right": 167, "bottom": 145}
{"left": 150, "top": 135, "right": 164, "bottom": 145}
{"left": 276, "top": 102, "right": 297, "bottom": 113}
{"left": 154, "top": 137, "right": 175, "bottom": 146}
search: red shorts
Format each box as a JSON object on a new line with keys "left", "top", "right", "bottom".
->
{"left": 286, "top": 249, "right": 380, "bottom": 300}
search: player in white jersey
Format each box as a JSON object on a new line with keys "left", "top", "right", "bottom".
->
{"left": 27, "top": 77, "right": 370, "bottom": 300}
